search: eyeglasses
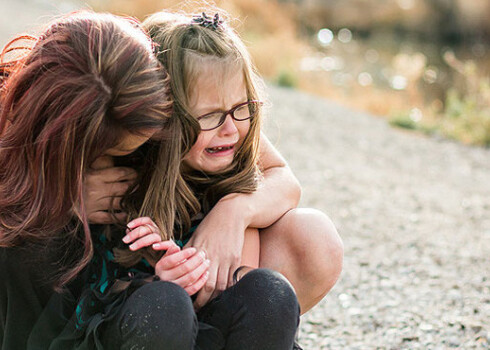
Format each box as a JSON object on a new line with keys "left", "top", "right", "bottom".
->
{"left": 195, "top": 100, "right": 262, "bottom": 131}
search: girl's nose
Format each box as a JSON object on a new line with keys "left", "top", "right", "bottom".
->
{"left": 218, "top": 114, "right": 238, "bottom": 136}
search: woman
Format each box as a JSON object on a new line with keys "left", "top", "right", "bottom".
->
{"left": 0, "top": 11, "right": 178, "bottom": 348}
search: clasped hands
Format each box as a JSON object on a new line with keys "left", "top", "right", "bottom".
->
{"left": 123, "top": 216, "right": 211, "bottom": 297}
{"left": 84, "top": 160, "right": 246, "bottom": 310}
{"left": 122, "top": 215, "right": 245, "bottom": 310}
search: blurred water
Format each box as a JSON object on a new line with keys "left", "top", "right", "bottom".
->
{"left": 302, "top": 27, "right": 490, "bottom": 106}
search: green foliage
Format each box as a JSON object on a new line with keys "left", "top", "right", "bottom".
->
{"left": 391, "top": 55, "right": 490, "bottom": 147}
{"left": 389, "top": 112, "right": 417, "bottom": 130}
{"left": 442, "top": 89, "right": 490, "bottom": 146}
{"left": 276, "top": 69, "right": 297, "bottom": 88}
{"left": 440, "top": 55, "right": 490, "bottom": 147}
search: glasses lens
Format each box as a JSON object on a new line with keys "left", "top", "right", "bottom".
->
{"left": 234, "top": 102, "right": 257, "bottom": 121}
{"left": 199, "top": 113, "right": 223, "bottom": 130}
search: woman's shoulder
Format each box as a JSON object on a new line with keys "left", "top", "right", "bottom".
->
{"left": 0, "top": 245, "right": 56, "bottom": 290}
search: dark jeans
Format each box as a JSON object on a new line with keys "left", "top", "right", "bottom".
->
{"left": 100, "top": 268, "right": 300, "bottom": 350}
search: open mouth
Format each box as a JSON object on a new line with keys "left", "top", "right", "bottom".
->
{"left": 205, "top": 145, "right": 234, "bottom": 154}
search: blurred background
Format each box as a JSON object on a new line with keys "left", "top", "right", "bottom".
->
{"left": 2, "top": 0, "right": 489, "bottom": 147}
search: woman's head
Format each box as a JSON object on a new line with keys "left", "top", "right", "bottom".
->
{"left": 144, "top": 10, "right": 264, "bottom": 215}
{"left": 0, "top": 11, "right": 176, "bottom": 285}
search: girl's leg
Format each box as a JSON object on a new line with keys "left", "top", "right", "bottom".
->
{"left": 197, "top": 268, "right": 300, "bottom": 350}
{"left": 259, "top": 208, "right": 344, "bottom": 313}
{"left": 100, "top": 281, "right": 198, "bottom": 350}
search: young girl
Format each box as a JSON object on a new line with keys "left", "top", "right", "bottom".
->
{"left": 130, "top": 8, "right": 343, "bottom": 313}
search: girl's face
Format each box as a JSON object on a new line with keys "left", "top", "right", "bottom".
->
{"left": 184, "top": 68, "right": 250, "bottom": 173}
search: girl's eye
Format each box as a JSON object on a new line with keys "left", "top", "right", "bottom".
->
{"left": 201, "top": 112, "right": 222, "bottom": 120}
{"left": 199, "top": 113, "right": 222, "bottom": 129}
{"left": 234, "top": 105, "right": 249, "bottom": 119}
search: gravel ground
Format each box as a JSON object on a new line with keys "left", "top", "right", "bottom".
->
{"left": 2, "top": 2, "right": 489, "bottom": 349}
{"left": 265, "top": 86, "right": 490, "bottom": 349}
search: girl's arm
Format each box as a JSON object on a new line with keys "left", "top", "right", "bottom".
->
{"left": 189, "top": 132, "right": 300, "bottom": 308}
{"left": 224, "top": 132, "right": 301, "bottom": 229}
{"left": 241, "top": 228, "right": 260, "bottom": 268}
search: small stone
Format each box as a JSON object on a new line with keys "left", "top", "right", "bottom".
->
{"left": 420, "top": 323, "right": 434, "bottom": 331}
{"left": 402, "top": 335, "right": 419, "bottom": 342}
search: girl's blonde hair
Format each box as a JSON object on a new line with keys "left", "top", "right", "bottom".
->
{"left": 143, "top": 9, "right": 265, "bottom": 236}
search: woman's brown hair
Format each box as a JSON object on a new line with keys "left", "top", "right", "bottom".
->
{"left": 143, "top": 10, "right": 265, "bottom": 236}
{"left": 0, "top": 11, "right": 177, "bottom": 288}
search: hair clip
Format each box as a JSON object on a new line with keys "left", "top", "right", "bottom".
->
{"left": 192, "top": 12, "right": 223, "bottom": 30}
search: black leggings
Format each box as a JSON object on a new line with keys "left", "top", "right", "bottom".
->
{"left": 100, "top": 268, "right": 300, "bottom": 350}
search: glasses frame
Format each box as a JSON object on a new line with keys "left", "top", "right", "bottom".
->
{"left": 196, "top": 100, "right": 262, "bottom": 131}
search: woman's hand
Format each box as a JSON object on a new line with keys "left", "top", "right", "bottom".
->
{"left": 124, "top": 217, "right": 210, "bottom": 296}
{"left": 186, "top": 196, "right": 247, "bottom": 310}
{"left": 83, "top": 156, "right": 136, "bottom": 224}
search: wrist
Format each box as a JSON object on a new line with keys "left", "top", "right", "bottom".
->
{"left": 233, "top": 265, "right": 255, "bottom": 284}
{"left": 217, "top": 193, "right": 254, "bottom": 230}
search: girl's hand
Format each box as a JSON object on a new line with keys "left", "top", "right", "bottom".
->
{"left": 153, "top": 243, "right": 210, "bottom": 296}
{"left": 186, "top": 196, "right": 247, "bottom": 310}
{"left": 123, "top": 217, "right": 163, "bottom": 251}
{"left": 124, "top": 217, "right": 210, "bottom": 295}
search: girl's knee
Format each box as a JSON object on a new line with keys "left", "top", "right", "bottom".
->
{"left": 239, "top": 268, "right": 299, "bottom": 316}
{"left": 116, "top": 281, "right": 197, "bottom": 348}
{"left": 286, "top": 208, "right": 343, "bottom": 273}
{"left": 280, "top": 209, "right": 343, "bottom": 298}
{"left": 128, "top": 280, "right": 193, "bottom": 316}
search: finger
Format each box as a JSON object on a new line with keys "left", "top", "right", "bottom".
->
{"left": 126, "top": 217, "right": 158, "bottom": 231}
{"left": 174, "top": 258, "right": 210, "bottom": 289}
{"left": 158, "top": 248, "right": 198, "bottom": 268}
{"left": 185, "top": 270, "right": 210, "bottom": 296}
{"left": 193, "top": 267, "right": 217, "bottom": 309}
{"left": 112, "top": 167, "right": 138, "bottom": 183}
{"left": 129, "top": 233, "right": 162, "bottom": 251}
{"left": 97, "top": 196, "right": 123, "bottom": 211}
{"left": 166, "top": 251, "right": 206, "bottom": 281}
{"left": 211, "top": 267, "right": 229, "bottom": 300}
{"left": 155, "top": 248, "right": 200, "bottom": 281}
{"left": 122, "top": 224, "right": 159, "bottom": 244}
{"left": 166, "top": 245, "right": 181, "bottom": 255}
{"left": 228, "top": 262, "right": 241, "bottom": 288}
{"left": 91, "top": 167, "right": 138, "bottom": 183}
{"left": 89, "top": 156, "right": 114, "bottom": 170}
{"left": 100, "top": 181, "right": 133, "bottom": 198}
{"left": 152, "top": 240, "right": 180, "bottom": 251}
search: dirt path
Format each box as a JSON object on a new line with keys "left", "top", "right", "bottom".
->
{"left": 265, "top": 86, "right": 490, "bottom": 349}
